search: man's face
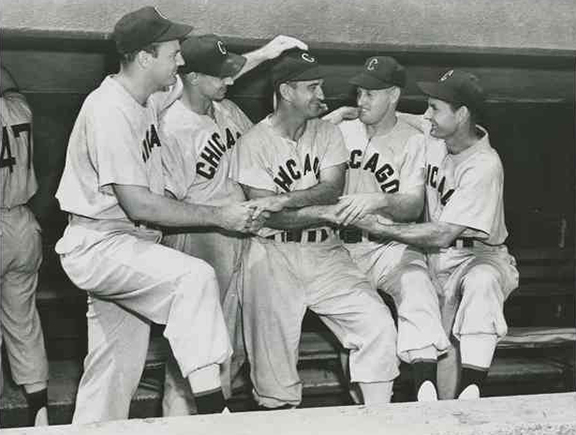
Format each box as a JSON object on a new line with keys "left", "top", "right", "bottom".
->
{"left": 197, "top": 73, "right": 234, "bottom": 101}
{"left": 423, "top": 97, "right": 459, "bottom": 139}
{"left": 286, "top": 79, "right": 326, "bottom": 118}
{"left": 356, "top": 86, "right": 396, "bottom": 126}
{"left": 148, "top": 40, "right": 184, "bottom": 88}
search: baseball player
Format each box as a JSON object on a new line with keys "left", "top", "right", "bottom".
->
{"left": 0, "top": 65, "right": 49, "bottom": 426}
{"left": 54, "top": 7, "right": 261, "bottom": 423}
{"left": 323, "top": 56, "right": 450, "bottom": 402}
{"left": 230, "top": 49, "right": 399, "bottom": 409}
{"left": 350, "top": 70, "right": 519, "bottom": 400}
{"left": 159, "top": 33, "right": 307, "bottom": 416}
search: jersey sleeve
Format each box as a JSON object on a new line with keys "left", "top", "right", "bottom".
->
{"left": 1, "top": 91, "right": 31, "bottom": 119}
{"left": 85, "top": 103, "right": 148, "bottom": 194}
{"left": 229, "top": 131, "right": 277, "bottom": 192}
{"left": 439, "top": 160, "right": 502, "bottom": 236}
{"left": 398, "top": 134, "right": 426, "bottom": 193}
{"left": 318, "top": 122, "right": 348, "bottom": 170}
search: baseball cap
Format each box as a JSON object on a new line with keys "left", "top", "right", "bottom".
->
{"left": 179, "top": 35, "right": 247, "bottom": 77}
{"left": 349, "top": 56, "right": 406, "bottom": 89}
{"left": 112, "top": 6, "right": 193, "bottom": 54}
{"left": 271, "top": 49, "right": 323, "bottom": 88}
{"left": 417, "top": 69, "right": 485, "bottom": 111}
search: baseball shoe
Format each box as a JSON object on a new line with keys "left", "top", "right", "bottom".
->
{"left": 457, "top": 384, "right": 480, "bottom": 400}
{"left": 416, "top": 381, "right": 438, "bottom": 402}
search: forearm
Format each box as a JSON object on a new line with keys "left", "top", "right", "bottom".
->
{"left": 376, "top": 193, "right": 423, "bottom": 222}
{"left": 356, "top": 216, "right": 463, "bottom": 249}
{"left": 114, "top": 185, "right": 225, "bottom": 228}
{"left": 264, "top": 205, "right": 331, "bottom": 230}
{"left": 278, "top": 182, "right": 341, "bottom": 209}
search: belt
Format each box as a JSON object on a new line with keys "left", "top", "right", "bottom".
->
{"left": 338, "top": 228, "right": 381, "bottom": 244}
{"left": 450, "top": 237, "right": 483, "bottom": 248}
{"left": 265, "top": 228, "right": 331, "bottom": 243}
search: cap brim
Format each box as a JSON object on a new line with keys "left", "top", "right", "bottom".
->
{"left": 218, "top": 53, "right": 247, "bottom": 78}
{"left": 156, "top": 22, "right": 194, "bottom": 43}
{"left": 349, "top": 72, "right": 394, "bottom": 90}
{"left": 416, "top": 81, "right": 460, "bottom": 104}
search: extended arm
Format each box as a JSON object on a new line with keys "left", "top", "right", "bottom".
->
{"left": 242, "top": 163, "right": 346, "bottom": 229}
{"left": 234, "top": 36, "right": 308, "bottom": 79}
{"left": 354, "top": 214, "right": 466, "bottom": 249}
{"left": 336, "top": 186, "right": 424, "bottom": 225}
{"left": 113, "top": 184, "right": 256, "bottom": 232}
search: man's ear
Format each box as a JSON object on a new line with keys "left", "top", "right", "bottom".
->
{"left": 456, "top": 105, "right": 470, "bottom": 124}
{"left": 136, "top": 50, "right": 153, "bottom": 69}
{"left": 278, "top": 82, "right": 294, "bottom": 102}
{"left": 389, "top": 86, "right": 401, "bottom": 104}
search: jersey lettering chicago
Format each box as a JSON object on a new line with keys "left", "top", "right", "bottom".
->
{"left": 230, "top": 116, "right": 348, "bottom": 236}
{"left": 338, "top": 118, "right": 425, "bottom": 199}
{"left": 424, "top": 130, "right": 508, "bottom": 245}
{"left": 161, "top": 99, "right": 252, "bottom": 206}
{"left": 1, "top": 92, "right": 37, "bottom": 208}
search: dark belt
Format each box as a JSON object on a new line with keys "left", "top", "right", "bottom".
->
{"left": 338, "top": 228, "right": 381, "bottom": 244}
{"left": 134, "top": 221, "right": 162, "bottom": 232}
{"left": 450, "top": 237, "right": 480, "bottom": 248}
{"left": 265, "top": 228, "right": 330, "bottom": 243}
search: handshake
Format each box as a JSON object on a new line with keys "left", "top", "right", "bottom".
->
{"left": 218, "top": 192, "right": 392, "bottom": 235}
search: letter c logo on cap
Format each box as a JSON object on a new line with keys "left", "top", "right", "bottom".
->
{"left": 301, "top": 53, "right": 315, "bottom": 63}
{"left": 217, "top": 41, "right": 227, "bottom": 55}
{"left": 154, "top": 7, "right": 168, "bottom": 19}
{"left": 367, "top": 58, "right": 379, "bottom": 71}
{"left": 440, "top": 70, "right": 454, "bottom": 82}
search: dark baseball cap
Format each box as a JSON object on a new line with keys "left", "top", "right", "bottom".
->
{"left": 350, "top": 56, "right": 406, "bottom": 89}
{"left": 271, "top": 49, "right": 323, "bottom": 88}
{"left": 112, "top": 6, "right": 193, "bottom": 54}
{"left": 417, "top": 69, "right": 485, "bottom": 111}
{"left": 179, "top": 35, "right": 247, "bottom": 77}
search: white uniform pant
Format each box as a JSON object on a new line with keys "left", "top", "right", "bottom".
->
{"left": 161, "top": 230, "right": 247, "bottom": 416}
{"left": 55, "top": 221, "right": 232, "bottom": 423}
{"left": 242, "top": 238, "right": 399, "bottom": 408}
{"left": 0, "top": 205, "right": 48, "bottom": 393}
{"left": 429, "top": 244, "right": 519, "bottom": 397}
{"left": 345, "top": 241, "right": 449, "bottom": 363}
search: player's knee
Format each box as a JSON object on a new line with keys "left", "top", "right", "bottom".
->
{"left": 462, "top": 265, "right": 499, "bottom": 298}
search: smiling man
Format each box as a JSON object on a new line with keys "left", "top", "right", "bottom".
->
{"left": 230, "top": 49, "right": 399, "bottom": 410}
{"left": 326, "top": 56, "right": 450, "bottom": 402}
{"left": 55, "top": 7, "right": 261, "bottom": 423}
{"left": 159, "top": 33, "right": 307, "bottom": 416}
{"left": 351, "top": 70, "right": 519, "bottom": 400}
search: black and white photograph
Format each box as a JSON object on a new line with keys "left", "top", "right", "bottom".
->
{"left": 1, "top": 1, "right": 575, "bottom": 433}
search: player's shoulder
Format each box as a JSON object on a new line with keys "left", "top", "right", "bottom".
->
{"left": 308, "top": 117, "right": 344, "bottom": 139}
{"left": 215, "top": 98, "right": 243, "bottom": 115}
{"left": 237, "top": 117, "right": 272, "bottom": 144}
{"left": 338, "top": 118, "right": 364, "bottom": 137}
{"left": 1, "top": 90, "right": 31, "bottom": 120}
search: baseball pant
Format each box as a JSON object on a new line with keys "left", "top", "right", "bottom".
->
{"left": 242, "top": 237, "right": 399, "bottom": 409}
{"left": 161, "top": 230, "right": 247, "bottom": 416}
{"left": 0, "top": 205, "right": 48, "bottom": 389}
{"left": 429, "top": 244, "right": 519, "bottom": 397}
{"left": 345, "top": 241, "right": 449, "bottom": 363}
{"left": 56, "top": 220, "right": 232, "bottom": 423}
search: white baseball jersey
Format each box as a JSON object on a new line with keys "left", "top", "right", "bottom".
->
{"left": 56, "top": 76, "right": 181, "bottom": 222}
{"left": 230, "top": 117, "right": 348, "bottom": 238}
{"left": 1, "top": 92, "right": 37, "bottom": 208}
{"left": 424, "top": 128, "right": 508, "bottom": 245}
{"left": 161, "top": 99, "right": 252, "bottom": 205}
{"left": 339, "top": 117, "right": 425, "bottom": 200}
